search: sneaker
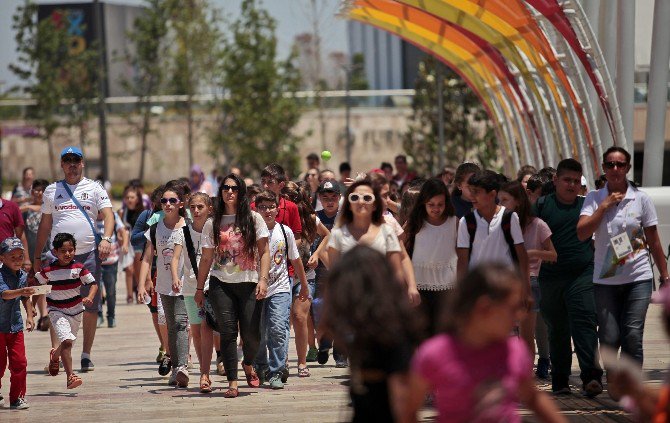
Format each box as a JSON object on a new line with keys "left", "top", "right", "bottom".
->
{"left": 583, "top": 379, "right": 603, "bottom": 398}
{"left": 97, "top": 315, "right": 104, "bottom": 328}
{"left": 156, "top": 348, "right": 166, "bottom": 363}
{"left": 49, "top": 348, "right": 60, "bottom": 376}
{"left": 317, "top": 348, "right": 330, "bottom": 365}
{"left": 80, "top": 357, "right": 94, "bottom": 372}
{"left": 67, "top": 373, "right": 83, "bottom": 389}
{"left": 107, "top": 317, "right": 116, "bottom": 328}
{"left": 306, "top": 347, "right": 318, "bottom": 362}
{"left": 176, "top": 367, "right": 189, "bottom": 388}
{"left": 158, "top": 356, "right": 172, "bottom": 376}
{"left": 280, "top": 366, "right": 289, "bottom": 383}
{"left": 168, "top": 370, "right": 178, "bottom": 386}
{"left": 254, "top": 366, "right": 268, "bottom": 385}
{"left": 268, "top": 374, "right": 284, "bottom": 390}
{"left": 0, "top": 394, "right": 4, "bottom": 407}
{"left": 335, "top": 357, "right": 348, "bottom": 368}
{"left": 536, "top": 357, "right": 550, "bottom": 380}
{"left": 9, "top": 397, "right": 29, "bottom": 410}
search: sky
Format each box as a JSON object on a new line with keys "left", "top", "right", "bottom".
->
{"left": 0, "top": 0, "right": 348, "bottom": 90}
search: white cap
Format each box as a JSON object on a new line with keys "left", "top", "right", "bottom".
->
{"left": 581, "top": 176, "right": 588, "bottom": 187}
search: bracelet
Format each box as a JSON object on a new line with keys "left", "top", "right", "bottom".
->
{"left": 260, "top": 275, "right": 269, "bottom": 281}
{"left": 196, "top": 288, "right": 204, "bottom": 291}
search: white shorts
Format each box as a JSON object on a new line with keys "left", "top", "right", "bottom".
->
{"left": 157, "top": 293, "right": 166, "bottom": 326}
{"left": 49, "top": 311, "right": 82, "bottom": 343}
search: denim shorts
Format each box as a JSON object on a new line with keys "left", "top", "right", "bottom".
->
{"left": 530, "top": 276, "right": 541, "bottom": 312}
{"left": 292, "top": 278, "right": 316, "bottom": 300}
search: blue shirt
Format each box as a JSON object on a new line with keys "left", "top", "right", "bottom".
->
{"left": 0, "top": 266, "right": 28, "bottom": 333}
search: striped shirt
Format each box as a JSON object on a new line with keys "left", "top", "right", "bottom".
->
{"left": 35, "top": 261, "right": 96, "bottom": 316}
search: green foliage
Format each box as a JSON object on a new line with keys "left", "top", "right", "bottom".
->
{"left": 119, "top": 0, "right": 170, "bottom": 180}
{"left": 211, "top": 0, "right": 303, "bottom": 177}
{"left": 349, "top": 53, "right": 368, "bottom": 91}
{"left": 403, "top": 55, "right": 496, "bottom": 175}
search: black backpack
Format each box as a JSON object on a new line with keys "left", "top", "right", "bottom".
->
{"left": 464, "top": 210, "right": 518, "bottom": 263}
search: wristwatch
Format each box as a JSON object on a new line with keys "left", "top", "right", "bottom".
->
{"left": 100, "top": 236, "right": 113, "bottom": 243}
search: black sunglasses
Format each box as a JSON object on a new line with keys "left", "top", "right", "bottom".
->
{"left": 62, "top": 156, "right": 82, "bottom": 164}
{"left": 603, "top": 161, "right": 628, "bottom": 170}
{"left": 221, "top": 184, "right": 240, "bottom": 192}
{"left": 160, "top": 197, "right": 179, "bottom": 204}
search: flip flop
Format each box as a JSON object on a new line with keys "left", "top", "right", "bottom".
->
{"left": 200, "top": 375, "right": 212, "bottom": 393}
{"left": 243, "top": 364, "right": 259, "bottom": 388}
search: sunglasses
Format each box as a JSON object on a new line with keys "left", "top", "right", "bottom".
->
{"left": 62, "top": 156, "right": 82, "bottom": 164}
{"left": 257, "top": 204, "right": 276, "bottom": 212}
{"left": 348, "top": 193, "right": 375, "bottom": 204}
{"left": 221, "top": 184, "right": 240, "bottom": 192}
{"left": 160, "top": 197, "right": 179, "bottom": 204}
{"left": 604, "top": 161, "right": 628, "bottom": 170}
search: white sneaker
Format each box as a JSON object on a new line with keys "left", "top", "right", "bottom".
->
{"left": 0, "top": 394, "right": 4, "bottom": 407}
{"left": 168, "top": 369, "right": 178, "bottom": 386}
{"left": 10, "top": 397, "right": 29, "bottom": 410}
{"left": 176, "top": 366, "right": 189, "bottom": 388}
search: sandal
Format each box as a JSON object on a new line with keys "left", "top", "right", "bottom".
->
{"left": 222, "top": 387, "right": 238, "bottom": 398}
{"left": 298, "top": 366, "right": 310, "bottom": 378}
{"left": 67, "top": 373, "right": 83, "bottom": 389}
{"left": 48, "top": 348, "right": 60, "bottom": 376}
{"left": 242, "top": 364, "right": 259, "bottom": 387}
{"left": 200, "top": 374, "right": 212, "bottom": 393}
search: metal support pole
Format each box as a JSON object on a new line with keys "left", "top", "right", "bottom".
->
{"left": 93, "top": 0, "right": 109, "bottom": 181}
{"left": 597, "top": 0, "right": 618, "bottom": 150}
{"left": 437, "top": 66, "right": 445, "bottom": 173}
{"left": 616, "top": 0, "right": 635, "bottom": 169}
{"left": 642, "top": 0, "right": 670, "bottom": 187}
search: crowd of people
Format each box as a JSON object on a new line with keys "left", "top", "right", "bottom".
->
{"left": 0, "top": 146, "right": 669, "bottom": 422}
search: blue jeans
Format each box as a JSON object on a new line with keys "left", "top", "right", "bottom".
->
{"left": 99, "top": 263, "right": 118, "bottom": 319}
{"left": 254, "top": 292, "right": 291, "bottom": 377}
{"left": 594, "top": 279, "right": 652, "bottom": 365}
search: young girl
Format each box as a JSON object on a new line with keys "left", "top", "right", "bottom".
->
{"left": 138, "top": 184, "right": 189, "bottom": 388}
{"left": 171, "top": 192, "right": 216, "bottom": 393}
{"left": 283, "top": 181, "right": 330, "bottom": 377}
{"left": 322, "top": 245, "right": 420, "bottom": 422}
{"left": 403, "top": 178, "right": 458, "bottom": 335}
{"left": 499, "top": 180, "right": 557, "bottom": 377}
{"left": 406, "top": 264, "right": 566, "bottom": 422}
{"left": 195, "top": 173, "right": 270, "bottom": 398}
{"left": 119, "top": 185, "right": 145, "bottom": 304}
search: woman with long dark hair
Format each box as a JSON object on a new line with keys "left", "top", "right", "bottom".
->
{"left": 403, "top": 178, "right": 458, "bottom": 335}
{"left": 195, "top": 173, "right": 270, "bottom": 398}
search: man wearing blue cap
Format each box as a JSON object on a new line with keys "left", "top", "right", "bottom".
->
{"left": 33, "top": 147, "right": 115, "bottom": 373}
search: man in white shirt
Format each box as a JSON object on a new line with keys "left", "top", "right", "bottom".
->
{"left": 34, "top": 146, "right": 115, "bottom": 373}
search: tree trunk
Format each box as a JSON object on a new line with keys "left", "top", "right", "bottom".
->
{"left": 187, "top": 94, "right": 194, "bottom": 170}
{"left": 46, "top": 134, "right": 57, "bottom": 181}
{"left": 139, "top": 104, "right": 151, "bottom": 181}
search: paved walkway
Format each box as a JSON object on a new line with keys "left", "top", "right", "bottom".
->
{"left": 1, "top": 284, "right": 668, "bottom": 422}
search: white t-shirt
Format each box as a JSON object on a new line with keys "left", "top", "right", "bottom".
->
{"left": 412, "top": 216, "right": 458, "bottom": 291}
{"left": 145, "top": 220, "right": 185, "bottom": 296}
{"left": 580, "top": 183, "right": 657, "bottom": 285}
{"left": 268, "top": 223, "right": 299, "bottom": 297}
{"left": 384, "top": 212, "right": 404, "bottom": 238}
{"left": 203, "top": 212, "right": 269, "bottom": 284}
{"left": 42, "top": 178, "right": 113, "bottom": 255}
{"left": 174, "top": 219, "right": 213, "bottom": 296}
{"left": 328, "top": 223, "right": 401, "bottom": 255}
{"left": 456, "top": 206, "right": 524, "bottom": 269}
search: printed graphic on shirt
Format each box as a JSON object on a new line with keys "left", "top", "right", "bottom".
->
{"left": 600, "top": 224, "right": 647, "bottom": 279}
{"left": 273, "top": 240, "right": 286, "bottom": 266}
{"left": 214, "top": 224, "right": 256, "bottom": 273}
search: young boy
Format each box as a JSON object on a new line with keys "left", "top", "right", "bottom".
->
{"left": 533, "top": 158, "right": 603, "bottom": 396}
{"left": 253, "top": 190, "right": 309, "bottom": 389}
{"left": 0, "top": 237, "right": 35, "bottom": 409}
{"left": 456, "top": 170, "right": 529, "bottom": 284}
{"left": 36, "top": 233, "right": 98, "bottom": 389}
{"left": 451, "top": 162, "right": 480, "bottom": 218}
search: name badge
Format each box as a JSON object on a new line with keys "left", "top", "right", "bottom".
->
{"left": 610, "top": 232, "right": 633, "bottom": 260}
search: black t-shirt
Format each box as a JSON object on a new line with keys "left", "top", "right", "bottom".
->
{"left": 534, "top": 193, "right": 594, "bottom": 279}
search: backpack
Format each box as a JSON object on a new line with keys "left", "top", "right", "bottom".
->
{"left": 464, "top": 209, "right": 518, "bottom": 263}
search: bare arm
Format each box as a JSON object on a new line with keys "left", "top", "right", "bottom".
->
{"left": 255, "top": 237, "right": 270, "bottom": 299}
{"left": 137, "top": 242, "right": 155, "bottom": 300}
{"left": 33, "top": 213, "right": 53, "bottom": 272}
{"left": 328, "top": 246, "right": 340, "bottom": 269}
{"left": 387, "top": 251, "right": 405, "bottom": 286}
{"left": 456, "top": 248, "right": 469, "bottom": 281}
{"left": 644, "top": 225, "right": 670, "bottom": 281}
{"left": 98, "top": 207, "right": 115, "bottom": 259}
{"left": 194, "top": 247, "right": 214, "bottom": 307}
{"left": 401, "top": 372, "right": 431, "bottom": 423}
{"left": 171, "top": 243, "right": 184, "bottom": 293}
{"left": 527, "top": 237, "right": 557, "bottom": 263}
{"left": 399, "top": 243, "right": 420, "bottom": 306}
{"left": 290, "top": 257, "right": 310, "bottom": 300}
{"left": 576, "top": 192, "right": 623, "bottom": 241}
{"left": 21, "top": 296, "right": 35, "bottom": 331}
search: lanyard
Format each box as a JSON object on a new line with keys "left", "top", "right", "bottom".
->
{"left": 605, "top": 196, "right": 631, "bottom": 238}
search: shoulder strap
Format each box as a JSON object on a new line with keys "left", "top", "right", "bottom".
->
{"left": 182, "top": 225, "right": 198, "bottom": 278}
{"left": 501, "top": 210, "right": 519, "bottom": 264}
{"left": 465, "top": 212, "right": 477, "bottom": 254}
{"left": 278, "top": 223, "right": 290, "bottom": 274}
{"left": 60, "top": 180, "right": 101, "bottom": 244}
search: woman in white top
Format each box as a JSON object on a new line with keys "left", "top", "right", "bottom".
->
{"left": 328, "top": 180, "right": 403, "bottom": 282}
{"left": 195, "top": 174, "right": 270, "bottom": 398}
{"left": 577, "top": 146, "right": 669, "bottom": 372}
{"left": 403, "top": 178, "right": 458, "bottom": 335}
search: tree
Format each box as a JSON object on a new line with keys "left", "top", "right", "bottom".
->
{"left": 165, "top": 0, "right": 221, "bottom": 171}
{"left": 119, "top": 0, "right": 169, "bottom": 181}
{"left": 349, "top": 53, "right": 368, "bottom": 90}
{"left": 10, "top": 1, "right": 71, "bottom": 179}
{"left": 211, "top": 0, "right": 303, "bottom": 176}
{"left": 403, "top": 55, "right": 496, "bottom": 176}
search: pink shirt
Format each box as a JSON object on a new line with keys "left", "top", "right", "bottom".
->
{"left": 412, "top": 334, "right": 532, "bottom": 423}
{"left": 523, "top": 218, "right": 552, "bottom": 276}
